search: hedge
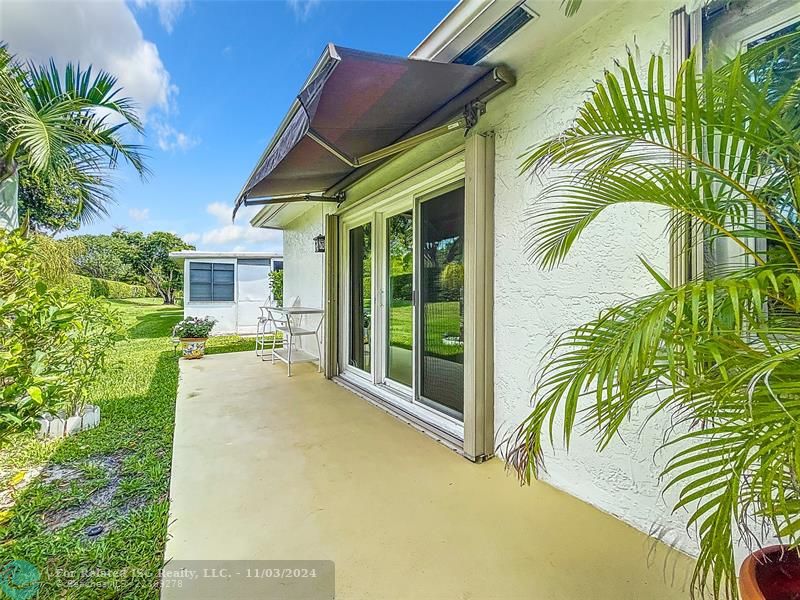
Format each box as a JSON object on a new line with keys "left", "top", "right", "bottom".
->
{"left": 69, "top": 275, "right": 149, "bottom": 299}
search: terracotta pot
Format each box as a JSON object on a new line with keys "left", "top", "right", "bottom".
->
{"left": 180, "top": 337, "right": 207, "bottom": 359}
{"left": 740, "top": 545, "right": 800, "bottom": 600}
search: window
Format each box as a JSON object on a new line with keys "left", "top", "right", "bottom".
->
{"left": 702, "top": 1, "right": 800, "bottom": 275}
{"left": 189, "top": 262, "right": 234, "bottom": 302}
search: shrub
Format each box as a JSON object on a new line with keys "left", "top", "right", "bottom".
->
{"left": 0, "top": 230, "right": 122, "bottom": 440}
{"left": 269, "top": 269, "right": 283, "bottom": 306}
{"left": 68, "top": 274, "right": 147, "bottom": 299}
{"left": 172, "top": 316, "right": 216, "bottom": 339}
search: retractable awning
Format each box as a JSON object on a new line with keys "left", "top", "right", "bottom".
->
{"left": 233, "top": 43, "right": 514, "bottom": 219}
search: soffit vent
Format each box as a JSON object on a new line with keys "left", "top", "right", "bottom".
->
{"left": 453, "top": 2, "right": 538, "bottom": 65}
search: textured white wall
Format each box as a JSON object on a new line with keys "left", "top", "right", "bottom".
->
{"left": 283, "top": 206, "right": 332, "bottom": 353}
{"left": 483, "top": 0, "right": 696, "bottom": 555}
{"left": 0, "top": 173, "right": 19, "bottom": 230}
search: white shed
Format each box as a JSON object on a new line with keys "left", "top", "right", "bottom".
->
{"left": 169, "top": 251, "right": 283, "bottom": 335}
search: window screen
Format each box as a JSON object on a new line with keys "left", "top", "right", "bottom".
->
{"left": 189, "top": 262, "right": 234, "bottom": 302}
{"left": 420, "top": 187, "right": 465, "bottom": 420}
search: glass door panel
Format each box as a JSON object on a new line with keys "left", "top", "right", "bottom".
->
{"left": 348, "top": 223, "right": 372, "bottom": 372}
{"left": 419, "top": 187, "right": 465, "bottom": 420}
{"left": 386, "top": 211, "right": 413, "bottom": 387}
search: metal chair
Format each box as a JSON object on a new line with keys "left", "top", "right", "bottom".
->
{"left": 255, "top": 303, "right": 272, "bottom": 358}
{"left": 255, "top": 296, "right": 301, "bottom": 358}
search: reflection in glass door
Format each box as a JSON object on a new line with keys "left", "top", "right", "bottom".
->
{"left": 386, "top": 211, "right": 413, "bottom": 387}
{"left": 348, "top": 223, "right": 372, "bottom": 372}
{"left": 419, "top": 187, "right": 465, "bottom": 419}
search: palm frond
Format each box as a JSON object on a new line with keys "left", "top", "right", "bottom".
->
{"left": 0, "top": 48, "right": 149, "bottom": 223}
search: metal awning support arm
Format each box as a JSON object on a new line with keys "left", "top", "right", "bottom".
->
{"left": 243, "top": 192, "right": 344, "bottom": 206}
{"left": 306, "top": 98, "right": 487, "bottom": 170}
{"left": 232, "top": 192, "right": 344, "bottom": 221}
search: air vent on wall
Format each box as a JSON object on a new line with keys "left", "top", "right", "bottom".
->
{"left": 453, "top": 2, "right": 538, "bottom": 65}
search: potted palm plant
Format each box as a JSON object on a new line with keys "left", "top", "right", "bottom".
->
{"left": 505, "top": 31, "right": 800, "bottom": 599}
{"left": 172, "top": 316, "right": 216, "bottom": 359}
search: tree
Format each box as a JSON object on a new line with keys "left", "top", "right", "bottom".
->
{"left": 0, "top": 43, "right": 147, "bottom": 226}
{"left": 17, "top": 168, "right": 83, "bottom": 234}
{"left": 505, "top": 33, "right": 800, "bottom": 598}
{"left": 70, "top": 234, "right": 134, "bottom": 282}
{"left": 112, "top": 231, "right": 194, "bottom": 304}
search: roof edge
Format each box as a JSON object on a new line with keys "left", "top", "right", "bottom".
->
{"left": 169, "top": 251, "right": 283, "bottom": 260}
{"left": 410, "top": 0, "right": 496, "bottom": 60}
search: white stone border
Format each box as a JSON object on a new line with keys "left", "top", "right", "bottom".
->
{"left": 37, "top": 405, "right": 100, "bottom": 439}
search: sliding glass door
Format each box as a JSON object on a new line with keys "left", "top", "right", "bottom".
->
{"left": 341, "top": 182, "right": 465, "bottom": 428}
{"left": 348, "top": 223, "right": 372, "bottom": 373}
{"left": 386, "top": 211, "right": 414, "bottom": 388}
{"left": 418, "top": 187, "right": 465, "bottom": 419}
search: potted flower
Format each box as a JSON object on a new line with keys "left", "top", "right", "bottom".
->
{"left": 172, "top": 316, "right": 216, "bottom": 359}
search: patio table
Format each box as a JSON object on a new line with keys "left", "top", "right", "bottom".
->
{"left": 265, "top": 306, "right": 324, "bottom": 376}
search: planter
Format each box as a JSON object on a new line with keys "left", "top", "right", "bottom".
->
{"left": 180, "top": 337, "right": 208, "bottom": 359}
{"left": 740, "top": 545, "right": 800, "bottom": 600}
{"left": 37, "top": 405, "right": 100, "bottom": 439}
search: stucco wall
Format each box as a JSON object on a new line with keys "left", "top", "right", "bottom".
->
{"left": 0, "top": 173, "right": 19, "bottom": 231}
{"left": 283, "top": 206, "right": 332, "bottom": 354}
{"left": 480, "top": 0, "right": 696, "bottom": 555}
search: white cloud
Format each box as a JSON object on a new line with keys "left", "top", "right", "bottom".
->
{"left": 199, "top": 202, "right": 281, "bottom": 249}
{"left": 201, "top": 224, "right": 281, "bottom": 247}
{"left": 0, "top": 0, "right": 175, "bottom": 117}
{"left": 207, "top": 201, "right": 233, "bottom": 224}
{"left": 286, "top": 0, "right": 321, "bottom": 22}
{"left": 182, "top": 232, "right": 200, "bottom": 244}
{"left": 128, "top": 207, "right": 150, "bottom": 222}
{"left": 153, "top": 119, "right": 200, "bottom": 152}
{"left": 132, "top": 0, "right": 187, "bottom": 33}
{"left": 0, "top": 0, "right": 198, "bottom": 156}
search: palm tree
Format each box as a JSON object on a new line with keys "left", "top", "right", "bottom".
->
{"left": 0, "top": 44, "right": 148, "bottom": 226}
{"left": 505, "top": 32, "right": 800, "bottom": 598}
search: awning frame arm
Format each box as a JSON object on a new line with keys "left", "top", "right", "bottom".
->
{"left": 242, "top": 192, "right": 345, "bottom": 206}
{"left": 307, "top": 99, "right": 487, "bottom": 170}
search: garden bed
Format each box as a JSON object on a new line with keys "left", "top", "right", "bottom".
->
{"left": 0, "top": 299, "right": 259, "bottom": 598}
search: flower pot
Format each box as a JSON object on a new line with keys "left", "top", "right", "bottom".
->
{"left": 740, "top": 545, "right": 800, "bottom": 599}
{"left": 180, "top": 337, "right": 208, "bottom": 359}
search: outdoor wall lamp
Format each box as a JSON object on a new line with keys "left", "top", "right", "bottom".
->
{"left": 313, "top": 234, "right": 326, "bottom": 253}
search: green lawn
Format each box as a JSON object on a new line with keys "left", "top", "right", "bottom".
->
{"left": 0, "top": 299, "right": 258, "bottom": 598}
{"left": 389, "top": 300, "right": 464, "bottom": 360}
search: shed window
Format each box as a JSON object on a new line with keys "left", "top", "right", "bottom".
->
{"left": 189, "top": 262, "right": 234, "bottom": 302}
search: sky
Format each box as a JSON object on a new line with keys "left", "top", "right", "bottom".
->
{"left": 0, "top": 0, "right": 456, "bottom": 252}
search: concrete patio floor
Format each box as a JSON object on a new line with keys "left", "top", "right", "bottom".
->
{"left": 164, "top": 351, "right": 695, "bottom": 600}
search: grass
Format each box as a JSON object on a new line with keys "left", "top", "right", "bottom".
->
{"left": 389, "top": 300, "right": 463, "bottom": 360}
{"left": 0, "top": 298, "right": 257, "bottom": 598}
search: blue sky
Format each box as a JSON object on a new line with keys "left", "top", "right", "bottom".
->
{"left": 0, "top": 0, "right": 455, "bottom": 251}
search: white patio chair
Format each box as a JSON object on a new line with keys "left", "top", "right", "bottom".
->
{"left": 255, "top": 300, "right": 273, "bottom": 358}
{"left": 255, "top": 296, "right": 301, "bottom": 358}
